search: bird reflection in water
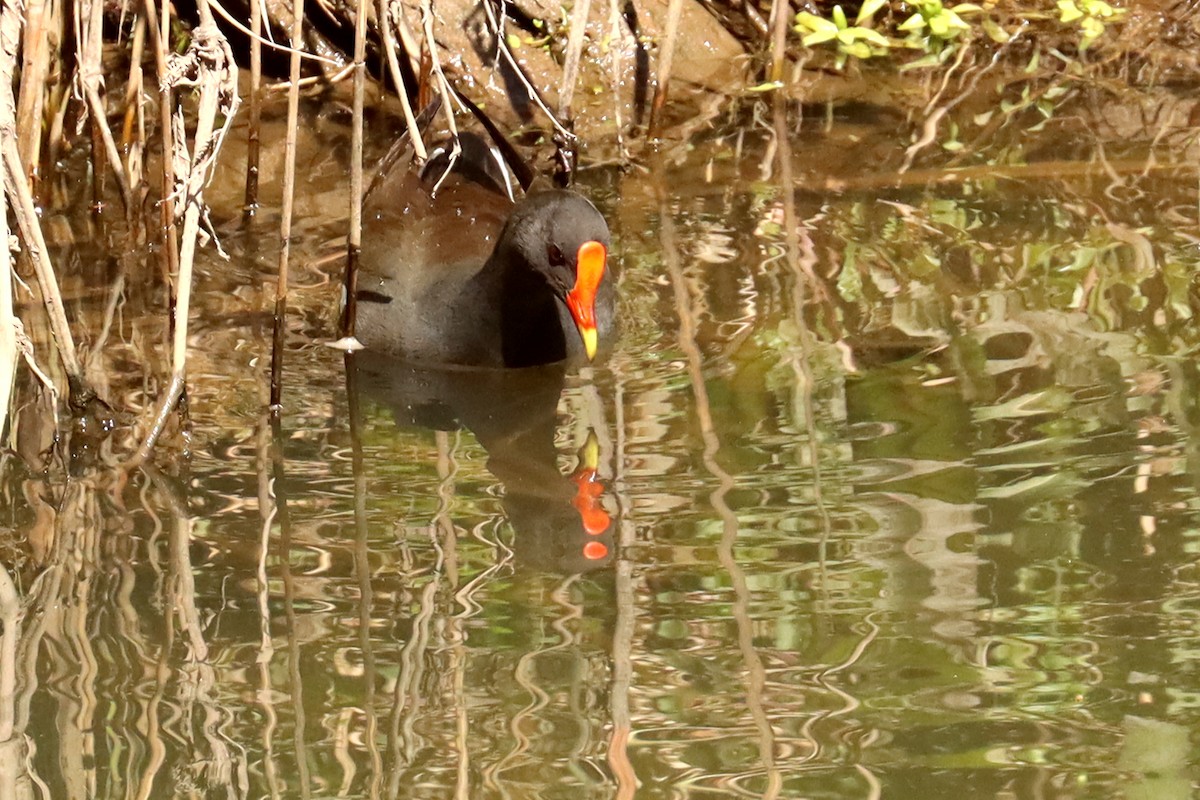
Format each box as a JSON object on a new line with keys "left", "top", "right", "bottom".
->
{"left": 348, "top": 352, "right": 616, "bottom": 572}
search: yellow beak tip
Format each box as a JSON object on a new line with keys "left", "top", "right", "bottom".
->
{"left": 581, "top": 328, "right": 598, "bottom": 361}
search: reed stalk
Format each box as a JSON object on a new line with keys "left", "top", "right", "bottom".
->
{"left": 271, "top": 0, "right": 306, "bottom": 410}
{"left": 14, "top": 0, "right": 50, "bottom": 184}
{"left": 144, "top": 0, "right": 179, "bottom": 282}
{"left": 646, "top": 0, "right": 682, "bottom": 139}
{"left": 341, "top": 0, "right": 369, "bottom": 340}
{"left": 120, "top": 12, "right": 147, "bottom": 193}
{"left": 1, "top": 2, "right": 88, "bottom": 408}
{"left": 134, "top": 0, "right": 239, "bottom": 459}
{"left": 79, "top": 0, "right": 133, "bottom": 211}
{"left": 0, "top": 128, "right": 12, "bottom": 441}
{"left": 768, "top": 0, "right": 789, "bottom": 82}
{"left": 244, "top": 0, "right": 262, "bottom": 212}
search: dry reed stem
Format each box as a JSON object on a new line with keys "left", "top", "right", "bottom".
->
{"left": 381, "top": 0, "right": 427, "bottom": 162}
{"left": 480, "top": 0, "right": 573, "bottom": 140}
{"left": 0, "top": 133, "right": 13, "bottom": 442}
{"left": 121, "top": 13, "right": 147, "bottom": 191}
{"left": 134, "top": 5, "right": 239, "bottom": 459}
{"left": 2, "top": 142, "right": 87, "bottom": 400}
{"left": 767, "top": 0, "right": 789, "bottom": 82}
{"left": 420, "top": 0, "right": 462, "bottom": 169}
{"left": 144, "top": 0, "right": 179, "bottom": 281}
{"left": 606, "top": 0, "right": 628, "bottom": 159}
{"left": 208, "top": 0, "right": 340, "bottom": 66}
{"left": 244, "top": 0, "right": 263, "bottom": 211}
{"left": 1, "top": 0, "right": 87, "bottom": 407}
{"left": 557, "top": 0, "right": 591, "bottom": 121}
{"left": 14, "top": 0, "right": 50, "bottom": 182}
{"left": 646, "top": 0, "right": 682, "bottom": 139}
{"left": 79, "top": 0, "right": 134, "bottom": 211}
{"left": 341, "top": 0, "right": 369, "bottom": 340}
{"left": 271, "top": 0, "right": 305, "bottom": 410}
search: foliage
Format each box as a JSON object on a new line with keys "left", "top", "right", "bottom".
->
{"left": 794, "top": 0, "right": 891, "bottom": 69}
{"left": 794, "top": 0, "right": 1127, "bottom": 68}
{"left": 1056, "top": 0, "right": 1126, "bottom": 50}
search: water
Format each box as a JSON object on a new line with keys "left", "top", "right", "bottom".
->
{"left": 4, "top": 89, "right": 1200, "bottom": 798}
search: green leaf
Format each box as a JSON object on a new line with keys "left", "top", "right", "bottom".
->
{"left": 899, "top": 12, "right": 926, "bottom": 30}
{"left": 942, "top": 9, "right": 970, "bottom": 30}
{"left": 833, "top": 5, "right": 848, "bottom": 28}
{"left": 1057, "top": 0, "right": 1084, "bottom": 23}
{"left": 802, "top": 27, "right": 841, "bottom": 45}
{"left": 929, "top": 12, "right": 950, "bottom": 36}
{"left": 844, "top": 40, "right": 874, "bottom": 58}
{"left": 951, "top": 2, "right": 983, "bottom": 12}
{"left": 981, "top": 17, "right": 1010, "bottom": 41}
{"left": 856, "top": 0, "right": 889, "bottom": 24}
{"left": 857, "top": 27, "right": 891, "bottom": 46}
{"left": 900, "top": 51, "right": 943, "bottom": 69}
{"left": 795, "top": 12, "right": 839, "bottom": 35}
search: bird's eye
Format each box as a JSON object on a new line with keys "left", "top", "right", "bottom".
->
{"left": 547, "top": 244, "right": 566, "bottom": 267}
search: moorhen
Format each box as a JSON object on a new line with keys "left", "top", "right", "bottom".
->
{"left": 355, "top": 132, "right": 615, "bottom": 368}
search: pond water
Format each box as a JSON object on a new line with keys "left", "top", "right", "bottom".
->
{"left": 4, "top": 87, "right": 1200, "bottom": 798}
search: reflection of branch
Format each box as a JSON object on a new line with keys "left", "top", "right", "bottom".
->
{"left": 387, "top": 580, "right": 437, "bottom": 795}
{"left": 434, "top": 430, "right": 459, "bottom": 586}
{"left": 659, "top": 174, "right": 781, "bottom": 799}
{"left": 271, "top": 416, "right": 314, "bottom": 796}
{"left": 773, "top": 97, "right": 835, "bottom": 584}
{"left": 348, "top": 361, "right": 383, "bottom": 795}
{"left": 255, "top": 415, "right": 282, "bottom": 797}
{"left": 608, "top": 353, "right": 638, "bottom": 799}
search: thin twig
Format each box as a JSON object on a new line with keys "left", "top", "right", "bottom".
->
{"left": 207, "top": 0, "right": 341, "bottom": 66}
{"left": 557, "top": 0, "right": 591, "bottom": 121}
{"left": 479, "top": 0, "right": 573, "bottom": 140}
{"left": 419, "top": 0, "right": 461, "bottom": 196}
{"left": 381, "top": 0, "right": 427, "bottom": 162}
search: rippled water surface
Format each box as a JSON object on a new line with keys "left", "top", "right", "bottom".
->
{"left": 5, "top": 91, "right": 1200, "bottom": 799}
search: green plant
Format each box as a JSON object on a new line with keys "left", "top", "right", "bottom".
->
{"left": 1056, "top": 0, "right": 1125, "bottom": 50}
{"left": 898, "top": 0, "right": 982, "bottom": 49}
{"left": 794, "top": 0, "right": 891, "bottom": 69}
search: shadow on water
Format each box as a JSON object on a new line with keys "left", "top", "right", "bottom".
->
{"left": 348, "top": 353, "right": 617, "bottom": 573}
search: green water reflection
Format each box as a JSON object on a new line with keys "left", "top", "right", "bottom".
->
{"left": 3, "top": 95, "right": 1200, "bottom": 799}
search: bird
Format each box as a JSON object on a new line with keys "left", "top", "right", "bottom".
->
{"left": 353, "top": 131, "right": 615, "bottom": 368}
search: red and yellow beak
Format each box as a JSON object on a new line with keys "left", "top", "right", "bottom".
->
{"left": 564, "top": 240, "right": 606, "bottom": 361}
